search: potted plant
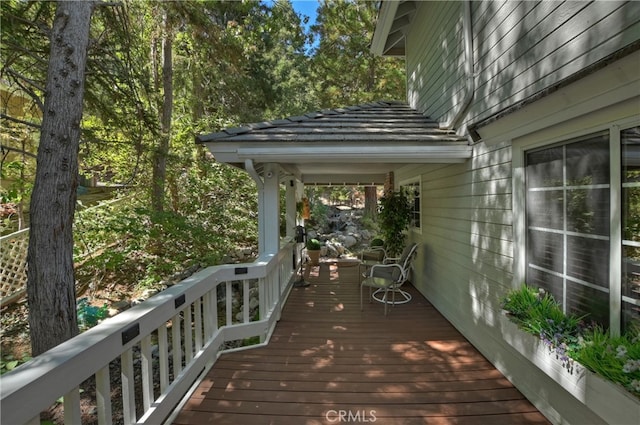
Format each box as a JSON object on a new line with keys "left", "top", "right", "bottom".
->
{"left": 378, "top": 189, "right": 412, "bottom": 257}
{"left": 306, "top": 238, "right": 322, "bottom": 266}
{"left": 361, "top": 238, "right": 386, "bottom": 262}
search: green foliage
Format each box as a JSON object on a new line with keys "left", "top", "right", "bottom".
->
{"left": 378, "top": 189, "right": 412, "bottom": 256}
{"left": 75, "top": 164, "right": 258, "bottom": 290}
{"left": 370, "top": 238, "right": 384, "bottom": 247}
{"left": 306, "top": 238, "right": 322, "bottom": 250}
{"left": 311, "top": 0, "right": 405, "bottom": 108}
{"left": 77, "top": 298, "right": 109, "bottom": 331}
{"left": 571, "top": 326, "right": 640, "bottom": 396}
{"left": 502, "top": 286, "right": 640, "bottom": 397}
{"left": 0, "top": 353, "right": 31, "bottom": 375}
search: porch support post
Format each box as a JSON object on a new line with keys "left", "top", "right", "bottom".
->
{"left": 263, "top": 163, "right": 280, "bottom": 255}
{"left": 285, "top": 178, "right": 297, "bottom": 240}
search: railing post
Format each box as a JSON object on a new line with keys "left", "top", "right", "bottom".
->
{"left": 63, "top": 387, "right": 81, "bottom": 425}
{"left": 141, "top": 335, "right": 153, "bottom": 412}
{"left": 121, "top": 348, "right": 136, "bottom": 425}
{"left": 172, "top": 312, "right": 182, "bottom": 376}
{"left": 158, "top": 325, "right": 169, "bottom": 393}
{"left": 95, "top": 366, "right": 113, "bottom": 425}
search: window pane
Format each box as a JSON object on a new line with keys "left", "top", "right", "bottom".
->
{"left": 566, "top": 188, "right": 610, "bottom": 235}
{"left": 566, "top": 135, "right": 610, "bottom": 184}
{"left": 622, "top": 302, "right": 640, "bottom": 332}
{"left": 623, "top": 187, "right": 640, "bottom": 242}
{"left": 622, "top": 246, "right": 640, "bottom": 299}
{"left": 402, "top": 182, "right": 420, "bottom": 229}
{"left": 526, "top": 146, "right": 563, "bottom": 188}
{"left": 566, "top": 281, "right": 609, "bottom": 326}
{"left": 526, "top": 267, "right": 563, "bottom": 303}
{"left": 567, "top": 236, "right": 609, "bottom": 289}
{"left": 528, "top": 230, "right": 563, "bottom": 274}
{"left": 527, "top": 190, "right": 564, "bottom": 230}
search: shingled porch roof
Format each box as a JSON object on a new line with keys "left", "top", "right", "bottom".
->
{"left": 196, "top": 101, "right": 471, "bottom": 185}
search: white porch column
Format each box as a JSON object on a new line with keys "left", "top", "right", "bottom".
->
{"left": 262, "top": 163, "right": 280, "bottom": 255}
{"left": 285, "top": 178, "right": 297, "bottom": 240}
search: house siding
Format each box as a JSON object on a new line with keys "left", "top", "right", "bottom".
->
{"left": 397, "top": 140, "right": 615, "bottom": 424}
{"left": 396, "top": 1, "right": 640, "bottom": 423}
{"left": 407, "top": 0, "right": 640, "bottom": 127}
{"left": 397, "top": 141, "right": 514, "bottom": 318}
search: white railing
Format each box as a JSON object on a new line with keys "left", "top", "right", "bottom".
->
{"left": 0, "top": 242, "right": 297, "bottom": 425}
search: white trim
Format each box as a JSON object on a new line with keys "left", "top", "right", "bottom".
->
{"left": 610, "top": 126, "right": 622, "bottom": 334}
{"left": 371, "top": 0, "right": 401, "bottom": 56}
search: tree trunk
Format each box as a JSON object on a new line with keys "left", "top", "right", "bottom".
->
{"left": 151, "top": 11, "right": 173, "bottom": 213}
{"left": 364, "top": 185, "right": 377, "bottom": 219}
{"left": 27, "top": 0, "right": 94, "bottom": 356}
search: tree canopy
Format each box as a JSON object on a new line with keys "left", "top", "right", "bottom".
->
{"left": 0, "top": 0, "right": 406, "bottom": 353}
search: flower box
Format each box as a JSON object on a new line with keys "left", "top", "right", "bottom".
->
{"left": 500, "top": 313, "right": 640, "bottom": 424}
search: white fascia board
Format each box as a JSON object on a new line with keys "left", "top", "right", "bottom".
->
{"left": 203, "top": 144, "right": 242, "bottom": 163}
{"left": 236, "top": 145, "right": 472, "bottom": 163}
{"left": 371, "top": 1, "right": 400, "bottom": 56}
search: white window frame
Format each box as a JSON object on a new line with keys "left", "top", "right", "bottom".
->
{"left": 513, "top": 116, "right": 640, "bottom": 335}
{"left": 400, "top": 177, "right": 422, "bottom": 233}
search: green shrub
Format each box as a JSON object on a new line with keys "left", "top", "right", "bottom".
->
{"left": 370, "top": 238, "right": 384, "bottom": 247}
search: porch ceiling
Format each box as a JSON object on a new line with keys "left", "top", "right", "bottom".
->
{"left": 196, "top": 101, "right": 471, "bottom": 185}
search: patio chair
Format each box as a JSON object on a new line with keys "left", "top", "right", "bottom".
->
{"left": 360, "top": 243, "right": 418, "bottom": 315}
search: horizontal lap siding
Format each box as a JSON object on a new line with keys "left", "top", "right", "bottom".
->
{"left": 407, "top": 1, "right": 464, "bottom": 122}
{"left": 407, "top": 1, "right": 640, "bottom": 126}
{"left": 472, "top": 1, "right": 639, "bottom": 124}
{"left": 397, "top": 141, "right": 513, "bottom": 324}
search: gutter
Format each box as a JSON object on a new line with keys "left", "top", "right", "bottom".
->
{"left": 244, "top": 158, "right": 263, "bottom": 190}
{"left": 442, "top": 0, "right": 474, "bottom": 132}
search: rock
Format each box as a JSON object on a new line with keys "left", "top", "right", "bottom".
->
{"left": 111, "top": 300, "right": 130, "bottom": 313}
{"left": 342, "top": 235, "right": 357, "bottom": 248}
{"left": 249, "top": 297, "right": 259, "bottom": 310}
{"left": 325, "top": 243, "right": 340, "bottom": 257}
{"left": 141, "top": 288, "right": 159, "bottom": 299}
{"left": 345, "top": 225, "right": 358, "bottom": 234}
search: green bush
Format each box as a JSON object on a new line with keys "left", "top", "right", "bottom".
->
{"left": 370, "top": 238, "right": 384, "bottom": 247}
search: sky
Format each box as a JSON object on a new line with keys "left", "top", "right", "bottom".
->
{"left": 291, "top": 0, "right": 320, "bottom": 30}
{"left": 291, "top": 1, "right": 320, "bottom": 52}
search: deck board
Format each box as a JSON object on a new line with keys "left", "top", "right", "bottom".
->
{"left": 173, "top": 263, "right": 550, "bottom": 424}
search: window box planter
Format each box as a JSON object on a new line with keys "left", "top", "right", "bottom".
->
{"left": 500, "top": 312, "right": 640, "bottom": 424}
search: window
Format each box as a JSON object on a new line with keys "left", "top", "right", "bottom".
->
{"left": 524, "top": 125, "right": 640, "bottom": 333}
{"left": 401, "top": 180, "right": 421, "bottom": 230}
{"left": 622, "top": 127, "right": 640, "bottom": 331}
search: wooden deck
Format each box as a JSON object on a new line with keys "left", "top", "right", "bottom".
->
{"left": 173, "top": 263, "right": 550, "bottom": 425}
